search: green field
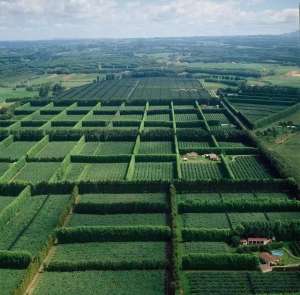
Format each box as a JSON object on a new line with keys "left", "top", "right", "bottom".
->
{"left": 51, "top": 241, "right": 167, "bottom": 263}
{"left": 35, "top": 141, "right": 77, "bottom": 158}
{"left": 133, "top": 162, "right": 175, "bottom": 181}
{"left": 11, "top": 162, "right": 60, "bottom": 184}
{"left": 181, "top": 162, "right": 224, "bottom": 180}
{"left": 33, "top": 270, "right": 166, "bottom": 295}
{"left": 68, "top": 213, "right": 167, "bottom": 227}
{"left": 183, "top": 242, "right": 230, "bottom": 254}
{"left": 0, "top": 69, "right": 299, "bottom": 295}
{"left": 185, "top": 271, "right": 300, "bottom": 295}
{"left": 182, "top": 213, "right": 230, "bottom": 229}
{"left": 0, "top": 141, "right": 38, "bottom": 160}
{"left": 0, "top": 269, "right": 26, "bottom": 295}
{"left": 257, "top": 109, "right": 300, "bottom": 184}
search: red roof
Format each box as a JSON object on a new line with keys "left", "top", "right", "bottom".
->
{"left": 248, "top": 238, "right": 269, "bottom": 242}
{"left": 260, "top": 252, "right": 280, "bottom": 263}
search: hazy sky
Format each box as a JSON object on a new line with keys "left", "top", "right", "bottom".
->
{"left": 0, "top": 0, "right": 298, "bottom": 40}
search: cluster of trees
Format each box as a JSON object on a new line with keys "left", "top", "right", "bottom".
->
{"left": 39, "top": 83, "right": 65, "bottom": 98}
{"left": 179, "top": 198, "right": 300, "bottom": 213}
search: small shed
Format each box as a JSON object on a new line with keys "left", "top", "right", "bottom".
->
{"left": 260, "top": 252, "right": 281, "bottom": 266}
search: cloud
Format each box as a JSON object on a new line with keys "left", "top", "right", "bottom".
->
{"left": 0, "top": 0, "right": 298, "bottom": 39}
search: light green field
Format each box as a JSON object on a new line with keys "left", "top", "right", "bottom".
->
{"left": 0, "top": 73, "right": 99, "bottom": 101}
{"left": 29, "top": 73, "right": 98, "bottom": 88}
{"left": 257, "top": 109, "right": 300, "bottom": 184}
{"left": 186, "top": 62, "right": 300, "bottom": 88}
{"left": 0, "top": 87, "right": 38, "bottom": 101}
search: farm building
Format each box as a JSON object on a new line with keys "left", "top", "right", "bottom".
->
{"left": 260, "top": 252, "right": 281, "bottom": 266}
{"left": 240, "top": 237, "right": 272, "bottom": 246}
{"left": 203, "top": 153, "right": 219, "bottom": 161}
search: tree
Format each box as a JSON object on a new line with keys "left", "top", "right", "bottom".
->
{"left": 39, "top": 85, "right": 50, "bottom": 98}
{"left": 52, "top": 83, "right": 64, "bottom": 96}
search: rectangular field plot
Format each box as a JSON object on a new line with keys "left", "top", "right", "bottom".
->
{"left": 173, "top": 104, "right": 196, "bottom": 110}
{"left": 221, "top": 193, "right": 256, "bottom": 202}
{"left": 33, "top": 270, "right": 166, "bottom": 295}
{"left": 0, "top": 141, "right": 38, "bottom": 160}
{"left": 182, "top": 213, "right": 230, "bottom": 229}
{"left": 80, "top": 163, "right": 129, "bottom": 181}
{"left": 185, "top": 271, "right": 252, "bottom": 295}
{"left": 0, "top": 269, "right": 26, "bottom": 295}
{"left": 146, "top": 113, "right": 171, "bottom": 121}
{"left": 217, "top": 141, "right": 249, "bottom": 148}
{"left": 178, "top": 193, "right": 221, "bottom": 202}
{"left": 148, "top": 105, "right": 170, "bottom": 111}
{"left": 183, "top": 242, "right": 230, "bottom": 255}
{"left": 178, "top": 141, "right": 212, "bottom": 150}
{"left": 54, "top": 114, "right": 85, "bottom": 121}
{"left": 228, "top": 156, "right": 273, "bottom": 180}
{"left": 68, "top": 213, "right": 167, "bottom": 227}
{"left": 204, "top": 112, "right": 231, "bottom": 124}
{"left": 122, "top": 105, "right": 146, "bottom": 111}
{"left": 175, "top": 112, "right": 200, "bottom": 122}
{"left": 87, "top": 114, "right": 114, "bottom": 121}
{"left": 117, "top": 114, "right": 143, "bottom": 121}
{"left": 181, "top": 162, "right": 224, "bottom": 180}
{"left": 11, "top": 195, "right": 70, "bottom": 255}
{"left": 79, "top": 141, "right": 135, "bottom": 155}
{"left": 255, "top": 192, "right": 290, "bottom": 201}
{"left": 266, "top": 212, "right": 300, "bottom": 223}
{"left": 139, "top": 141, "right": 174, "bottom": 154}
{"left": 11, "top": 162, "right": 60, "bottom": 184}
{"left": 133, "top": 162, "right": 175, "bottom": 181}
{"left": 51, "top": 241, "right": 167, "bottom": 264}
{"left": 249, "top": 272, "right": 300, "bottom": 294}
{"left": 0, "top": 196, "right": 45, "bottom": 251}
{"left": 29, "top": 113, "right": 58, "bottom": 121}
{"left": 228, "top": 212, "right": 268, "bottom": 228}
{"left": 79, "top": 192, "right": 167, "bottom": 204}
{"left": 35, "top": 141, "right": 77, "bottom": 158}
{"left": 64, "top": 163, "right": 86, "bottom": 181}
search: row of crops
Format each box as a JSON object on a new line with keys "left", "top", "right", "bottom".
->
{"left": 0, "top": 156, "right": 274, "bottom": 184}
{"left": 223, "top": 92, "right": 299, "bottom": 129}
{"left": 1, "top": 101, "right": 235, "bottom": 134}
{"left": 57, "top": 77, "right": 211, "bottom": 102}
{"left": 185, "top": 271, "right": 300, "bottom": 295}
{"left": 1, "top": 185, "right": 300, "bottom": 294}
{"left": 0, "top": 95, "right": 299, "bottom": 295}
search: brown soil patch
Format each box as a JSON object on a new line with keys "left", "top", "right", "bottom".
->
{"left": 286, "top": 71, "right": 300, "bottom": 78}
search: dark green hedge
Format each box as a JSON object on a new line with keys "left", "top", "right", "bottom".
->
{"left": 179, "top": 199, "right": 300, "bottom": 213}
{"left": 237, "top": 221, "right": 300, "bottom": 241}
{"left": 74, "top": 201, "right": 168, "bottom": 214}
{"left": 182, "top": 253, "right": 259, "bottom": 270}
{"left": 56, "top": 226, "right": 171, "bottom": 243}
{"left": 182, "top": 228, "right": 232, "bottom": 242}
{"left": 46, "top": 259, "right": 166, "bottom": 271}
{"left": 0, "top": 250, "right": 32, "bottom": 269}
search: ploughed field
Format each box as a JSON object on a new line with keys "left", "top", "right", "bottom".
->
{"left": 0, "top": 78, "right": 299, "bottom": 295}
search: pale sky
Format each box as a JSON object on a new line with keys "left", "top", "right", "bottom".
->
{"left": 0, "top": 0, "right": 298, "bottom": 40}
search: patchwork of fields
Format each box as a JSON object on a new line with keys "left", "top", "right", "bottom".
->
{"left": 0, "top": 78, "right": 299, "bottom": 295}
{"left": 223, "top": 90, "right": 299, "bottom": 129}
